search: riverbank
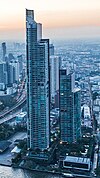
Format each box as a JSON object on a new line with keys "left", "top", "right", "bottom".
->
{"left": 18, "top": 165, "right": 92, "bottom": 178}
{"left": 20, "top": 165, "right": 62, "bottom": 176}
{"left": 0, "top": 165, "right": 61, "bottom": 178}
{"left": 0, "top": 163, "right": 92, "bottom": 178}
{"left": 0, "top": 163, "right": 11, "bottom": 167}
{"left": 0, "top": 162, "right": 63, "bottom": 177}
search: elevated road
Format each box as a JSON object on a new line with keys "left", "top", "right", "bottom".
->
{"left": 0, "top": 109, "right": 22, "bottom": 125}
{"left": 0, "top": 94, "right": 26, "bottom": 119}
{"left": 0, "top": 95, "right": 26, "bottom": 124}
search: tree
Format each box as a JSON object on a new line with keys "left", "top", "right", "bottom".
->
{"left": 95, "top": 167, "right": 100, "bottom": 176}
{"left": 93, "top": 92, "right": 99, "bottom": 101}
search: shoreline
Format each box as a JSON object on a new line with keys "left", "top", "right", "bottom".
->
{"left": 21, "top": 167, "right": 62, "bottom": 176}
{"left": 0, "top": 163, "right": 92, "bottom": 178}
{"left": 0, "top": 163, "right": 11, "bottom": 167}
{"left": 0, "top": 163, "right": 63, "bottom": 176}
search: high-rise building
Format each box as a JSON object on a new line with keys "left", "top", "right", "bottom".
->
{"left": 2, "top": 42, "right": 6, "bottom": 61}
{"left": 50, "top": 56, "right": 60, "bottom": 102}
{"left": 49, "top": 44, "right": 54, "bottom": 56}
{"left": 0, "top": 62, "right": 8, "bottom": 85}
{"left": 17, "top": 55, "right": 23, "bottom": 74}
{"left": 10, "top": 60, "right": 19, "bottom": 82}
{"left": 59, "top": 68, "right": 81, "bottom": 143}
{"left": 8, "top": 53, "right": 15, "bottom": 61}
{"left": 0, "top": 63, "right": 4, "bottom": 83}
{"left": 26, "top": 9, "right": 50, "bottom": 150}
{"left": 0, "top": 61, "right": 16, "bottom": 88}
{"left": 7, "top": 62, "right": 15, "bottom": 86}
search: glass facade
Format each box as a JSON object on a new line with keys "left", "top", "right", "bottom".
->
{"left": 59, "top": 69, "right": 81, "bottom": 143}
{"left": 73, "top": 89, "right": 81, "bottom": 141}
{"left": 26, "top": 9, "right": 50, "bottom": 150}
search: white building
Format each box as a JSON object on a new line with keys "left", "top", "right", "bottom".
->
{"left": 16, "top": 112, "right": 27, "bottom": 124}
{"left": 82, "top": 104, "right": 92, "bottom": 128}
{"left": 63, "top": 156, "right": 91, "bottom": 171}
{"left": 83, "top": 104, "right": 91, "bottom": 119}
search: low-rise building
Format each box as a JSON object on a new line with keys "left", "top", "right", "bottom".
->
{"left": 61, "top": 156, "right": 91, "bottom": 171}
{"left": 16, "top": 112, "right": 27, "bottom": 124}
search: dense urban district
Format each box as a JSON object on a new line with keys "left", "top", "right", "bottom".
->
{"left": 0, "top": 10, "right": 100, "bottom": 178}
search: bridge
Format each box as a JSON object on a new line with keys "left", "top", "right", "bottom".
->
{"left": 0, "top": 96, "right": 26, "bottom": 125}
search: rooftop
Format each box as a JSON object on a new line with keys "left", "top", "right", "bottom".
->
{"left": 0, "top": 141, "right": 11, "bottom": 153}
{"left": 11, "top": 146, "right": 21, "bottom": 154}
{"left": 72, "top": 87, "right": 80, "bottom": 93}
{"left": 16, "top": 112, "right": 27, "bottom": 118}
{"left": 64, "top": 156, "right": 90, "bottom": 164}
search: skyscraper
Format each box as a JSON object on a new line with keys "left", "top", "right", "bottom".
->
{"left": 10, "top": 60, "right": 19, "bottom": 82}
{"left": 7, "top": 62, "right": 15, "bottom": 86}
{"left": 50, "top": 56, "right": 60, "bottom": 102}
{"left": 73, "top": 88, "right": 81, "bottom": 141}
{"left": 59, "top": 68, "right": 81, "bottom": 143}
{"left": 0, "top": 62, "right": 8, "bottom": 85}
{"left": 0, "top": 62, "right": 5, "bottom": 83}
{"left": 26, "top": 9, "right": 50, "bottom": 150}
{"left": 2, "top": 42, "right": 6, "bottom": 61}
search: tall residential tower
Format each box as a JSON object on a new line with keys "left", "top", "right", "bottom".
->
{"left": 59, "top": 68, "right": 81, "bottom": 143}
{"left": 26, "top": 9, "right": 50, "bottom": 150}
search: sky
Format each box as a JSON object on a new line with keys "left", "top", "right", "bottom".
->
{"left": 0, "top": 0, "right": 100, "bottom": 41}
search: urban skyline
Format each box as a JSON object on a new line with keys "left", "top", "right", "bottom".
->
{"left": 0, "top": 1, "right": 100, "bottom": 177}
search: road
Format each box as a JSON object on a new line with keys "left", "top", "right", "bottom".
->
{"left": 0, "top": 93, "right": 26, "bottom": 118}
{"left": 0, "top": 94, "right": 26, "bottom": 125}
{"left": 0, "top": 109, "right": 22, "bottom": 125}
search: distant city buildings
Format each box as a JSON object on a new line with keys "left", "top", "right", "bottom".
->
{"left": 10, "top": 60, "right": 19, "bottom": 82}
{"left": 49, "top": 44, "right": 54, "bottom": 56}
{"left": 0, "top": 62, "right": 5, "bottom": 84}
{"left": 0, "top": 40, "right": 25, "bottom": 97}
{"left": 0, "top": 60, "right": 20, "bottom": 89}
{"left": 2, "top": 42, "right": 6, "bottom": 61}
{"left": 26, "top": 9, "right": 50, "bottom": 150}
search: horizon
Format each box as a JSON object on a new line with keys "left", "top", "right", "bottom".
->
{"left": 0, "top": 0, "right": 100, "bottom": 41}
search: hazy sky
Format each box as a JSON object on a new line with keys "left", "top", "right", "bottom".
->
{"left": 0, "top": 0, "right": 100, "bottom": 41}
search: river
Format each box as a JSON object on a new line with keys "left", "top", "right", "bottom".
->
{"left": 0, "top": 166, "right": 62, "bottom": 178}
